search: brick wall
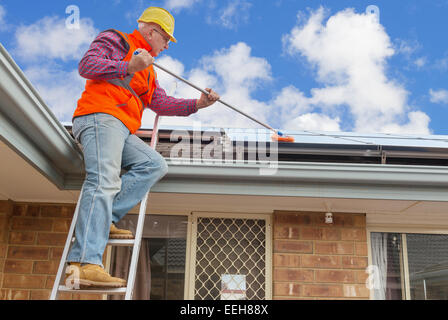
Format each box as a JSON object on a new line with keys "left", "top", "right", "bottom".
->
{"left": 0, "top": 200, "right": 103, "bottom": 300}
{"left": 273, "top": 211, "right": 370, "bottom": 300}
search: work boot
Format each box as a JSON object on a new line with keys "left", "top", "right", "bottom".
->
{"left": 109, "top": 224, "right": 134, "bottom": 239}
{"left": 65, "top": 263, "right": 126, "bottom": 289}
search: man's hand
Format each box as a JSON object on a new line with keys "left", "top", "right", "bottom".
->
{"left": 197, "top": 88, "right": 220, "bottom": 109}
{"left": 127, "top": 49, "right": 154, "bottom": 74}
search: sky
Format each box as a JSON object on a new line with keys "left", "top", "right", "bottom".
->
{"left": 1, "top": 0, "right": 448, "bottom": 135}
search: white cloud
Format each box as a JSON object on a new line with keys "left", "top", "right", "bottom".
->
{"left": 164, "top": 0, "right": 202, "bottom": 12}
{"left": 12, "top": 16, "right": 98, "bottom": 121}
{"left": 24, "top": 65, "right": 86, "bottom": 122}
{"left": 14, "top": 16, "right": 97, "bottom": 62}
{"left": 0, "top": 5, "right": 5, "bottom": 24}
{"left": 285, "top": 113, "right": 341, "bottom": 132}
{"left": 143, "top": 42, "right": 273, "bottom": 129}
{"left": 213, "top": 0, "right": 252, "bottom": 30}
{"left": 429, "top": 89, "right": 448, "bottom": 104}
{"left": 380, "top": 111, "right": 430, "bottom": 135}
{"left": 434, "top": 55, "right": 448, "bottom": 71}
{"left": 0, "top": 4, "right": 9, "bottom": 31}
{"left": 282, "top": 7, "right": 431, "bottom": 134}
{"left": 414, "top": 57, "right": 427, "bottom": 68}
{"left": 271, "top": 85, "right": 311, "bottom": 126}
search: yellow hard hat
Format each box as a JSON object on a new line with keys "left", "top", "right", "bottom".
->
{"left": 138, "top": 7, "right": 177, "bottom": 43}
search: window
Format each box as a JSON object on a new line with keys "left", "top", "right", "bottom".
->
{"left": 108, "top": 215, "right": 188, "bottom": 300}
{"left": 106, "top": 212, "right": 271, "bottom": 300}
{"left": 370, "top": 232, "right": 448, "bottom": 300}
{"left": 192, "top": 216, "right": 269, "bottom": 300}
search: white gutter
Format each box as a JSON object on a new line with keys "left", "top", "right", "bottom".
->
{"left": 153, "top": 159, "right": 448, "bottom": 202}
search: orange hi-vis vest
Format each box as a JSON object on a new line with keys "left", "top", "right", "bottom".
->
{"left": 73, "top": 29, "right": 157, "bottom": 134}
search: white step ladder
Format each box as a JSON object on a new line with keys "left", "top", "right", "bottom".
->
{"left": 50, "top": 115, "right": 162, "bottom": 300}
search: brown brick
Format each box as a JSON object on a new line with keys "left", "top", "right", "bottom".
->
{"left": 321, "top": 228, "right": 342, "bottom": 241}
{"left": 45, "top": 276, "right": 55, "bottom": 289}
{"left": 49, "top": 247, "right": 64, "bottom": 261}
{"left": 274, "top": 282, "right": 302, "bottom": 296}
{"left": 4, "top": 260, "right": 33, "bottom": 273}
{"left": 315, "top": 242, "right": 354, "bottom": 255}
{"left": 341, "top": 228, "right": 366, "bottom": 241}
{"left": 273, "top": 269, "right": 314, "bottom": 282}
{"left": 30, "top": 290, "right": 50, "bottom": 300}
{"left": 272, "top": 296, "right": 310, "bottom": 300}
{"left": 26, "top": 205, "right": 40, "bottom": 217}
{"left": 34, "top": 260, "right": 59, "bottom": 275}
{"left": 53, "top": 219, "right": 72, "bottom": 232}
{"left": 355, "top": 242, "right": 368, "bottom": 256}
{"left": 273, "top": 254, "right": 301, "bottom": 267}
{"left": 12, "top": 205, "right": 27, "bottom": 217}
{"left": 303, "top": 284, "right": 343, "bottom": 297}
{"left": 40, "top": 205, "right": 74, "bottom": 218}
{"left": 316, "top": 270, "right": 355, "bottom": 283}
{"left": 0, "top": 289, "right": 30, "bottom": 300}
{"left": 353, "top": 215, "right": 366, "bottom": 227}
{"left": 274, "top": 213, "right": 312, "bottom": 225}
{"left": 0, "top": 216, "right": 9, "bottom": 243}
{"left": 7, "top": 246, "right": 49, "bottom": 260}
{"left": 355, "top": 270, "right": 369, "bottom": 284}
{"left": 0, "top": 200, "right": 14, "bottom": 215}
{"left": 11, "top": 217, "right": 52, "bottom": 231}
{"left": 301, "top": 255, "right": 341, "bottom": 268}
{"left": 3, "top": 274, "right": 46, "bottom": 289}
{"left": 9, "top": 231, "right": 36, "bottom": 245}
{"left": 274, "top": 240, "right": 313, "bottom": 253}
{"left": 58, "top": 292, "right": 74, "bottom": 300}
{"left": 12, "top": 204, "right": 40, "bottom": 217}
{"left": 300, "top": 227, "right": 321, "bottom": 240}
{"left": 341, "top": 256, "right": 368, "bottom": 269}
{"left": 37, "top": 232, "right": 67, "bottom": 246}
{"left": 343, "top": 284, "right": 370, "bottom": 298}
{"left": 0, "top": 244, "right": 7, "bottom": 258}
{"left": 274, "top": 225, "right": 300, "bottom": 239}
{"left": 72, "top": 293, "right": 104, "bottom": 300}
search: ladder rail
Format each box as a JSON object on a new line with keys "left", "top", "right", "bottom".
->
{"left": 50, "top": 187, "right": 83, "bottom": 300}
{"left": 124, "top": 114, "right": 161, "bottom": 300}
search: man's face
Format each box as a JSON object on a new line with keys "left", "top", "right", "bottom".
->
{"left": 144, "top": 25, "right": 170, "bottom": 57}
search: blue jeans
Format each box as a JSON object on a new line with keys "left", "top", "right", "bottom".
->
{"left": 67, "top": 113, "right": 168, "bottom": 267}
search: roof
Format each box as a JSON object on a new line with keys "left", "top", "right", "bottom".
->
{"left": 2, "top": 43, "right": 448, "bottom": 202}
{"left": 133, "top": 125, "right": 448, "bottom": 166}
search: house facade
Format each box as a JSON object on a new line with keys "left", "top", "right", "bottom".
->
{"left": 1, "top": 44, "right": 448, "bottom": 300}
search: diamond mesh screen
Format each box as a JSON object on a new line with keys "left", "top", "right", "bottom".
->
{"left": 194, "top": 217, "right": 266, "bottom": 300}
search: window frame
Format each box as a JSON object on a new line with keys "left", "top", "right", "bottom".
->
{"left": 367, "top": 226, "right": 448, "bottom": 300}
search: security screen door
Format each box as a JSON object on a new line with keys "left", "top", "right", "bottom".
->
{"left": 188, "top": 213, "right": 272, "bottom": 300}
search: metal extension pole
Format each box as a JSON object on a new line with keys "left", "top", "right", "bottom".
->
{"left": 152, "top": 62, "right": 279, "bottom": 134}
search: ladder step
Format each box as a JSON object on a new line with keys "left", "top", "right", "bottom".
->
{"left": 72, "top": 238, "right": 135, "bottom": 246}
{"left": 58, "top": 285, "right": 127, "bottom": 295}
{"left": 107, "top": 239, "right": 135, "bottom": 246}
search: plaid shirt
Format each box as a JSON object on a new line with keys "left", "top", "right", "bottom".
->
{"left": 78, "top": 30, "right": 198, "bottom": 116}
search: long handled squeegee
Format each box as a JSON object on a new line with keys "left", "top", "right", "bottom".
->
{"left": 152, "top": 62, "right": 294, "bottom": 142}
{"left": 136, "top": 54, "right": 294, "bottom": 142}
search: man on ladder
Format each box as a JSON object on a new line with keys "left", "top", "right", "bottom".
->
{"left": 65, "top": 6, "right": 219, "bottom": 289}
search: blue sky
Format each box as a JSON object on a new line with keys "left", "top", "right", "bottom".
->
{"left": 1, "top": 0, "right": 448, "bottom": 135}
